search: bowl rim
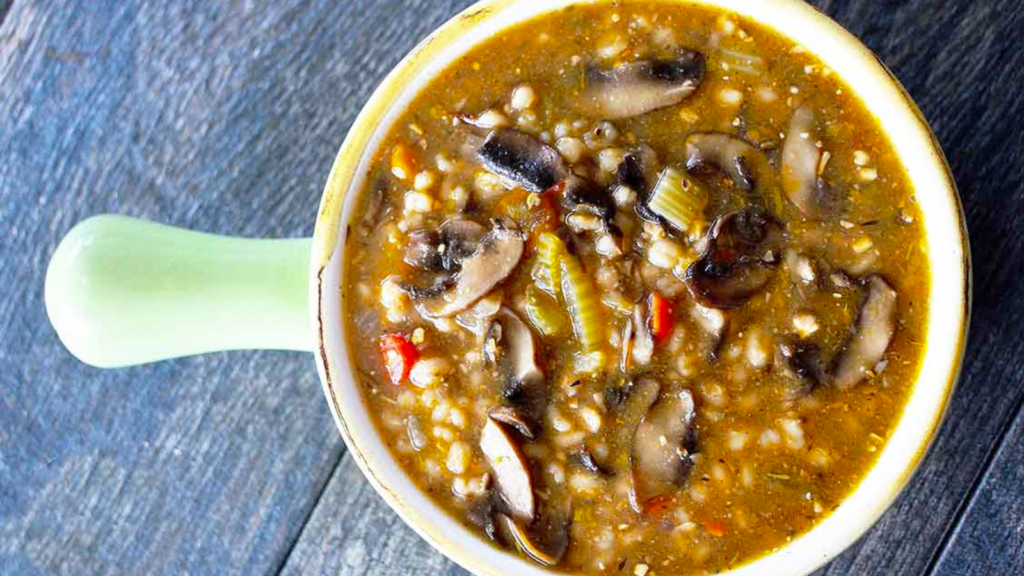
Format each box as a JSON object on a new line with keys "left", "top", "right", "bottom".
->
{"left": 309, "top": 1, "right": 971, "bottom": 575}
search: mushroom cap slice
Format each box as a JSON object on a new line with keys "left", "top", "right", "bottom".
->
{"left": 480, "top": 417, "right": 535, "bottom": 522}
{"left": 684, "top": 208, "right": 786, "bottom": 309}
{"left": 778, "top": 339, "right": 828, "bottom": 390}
{"left": 781, "top": 104, "right": 824, "bottom": 215}
{"left": 485, "top": 307, "right": 544, "bottom": 388}
{"left": 583, "top": 51, "right": 706, "bottom": 119}
{"left": 684, "top": 132, "right": 772, "bottom": 193}
{"left": 496, "top": 513, "right": 569, "bottom": 567}
{"left": 606, "top": 378, "right": 662, "bottom": 474}
{"left": 477, "top": 128, "right": 570, "bottom": 192}
{"left": 417, "top": 217, "right": 525, "bottom": 317}
{"left": 403, "top": 219, "right": 486, "bottom": 272}
{"left": 632, "top": 389, "right": 697, "bottom": 504}
{"left": 630, "top": 303, "right": 654, "bottom": 366}
{"left": 484, "top": 307, "right": 546, "bottom": 426}
{"left": 488, "top": 405, "right": 536, "bottom": 440}
{"left": 832, "top": 275, "right": 897, "bottom": 389}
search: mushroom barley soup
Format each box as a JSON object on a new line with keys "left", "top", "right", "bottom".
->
{"left": 344, "top": 2, "right": 928, "bottom": 573}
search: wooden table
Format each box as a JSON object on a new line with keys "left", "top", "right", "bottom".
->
{"left": 1, "top": 1, "right": 1021, "bottom": 574}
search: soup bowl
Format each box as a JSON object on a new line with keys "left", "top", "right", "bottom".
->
{"left": 45, "top": 0, "right": 970, "bottom": 574}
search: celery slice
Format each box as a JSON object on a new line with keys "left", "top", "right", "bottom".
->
{"left": 534, "top": 232, "right": 565, "bottom": 299}
{"left": 560, "top": 252, "right": 605, "bottom": 356}
{"left": 647, "top": 167, "right": 708, "bottom": 233}
{"left": 525, "top": 284, "right": 566, "bottom": 337}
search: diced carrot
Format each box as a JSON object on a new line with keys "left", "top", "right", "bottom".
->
{"left": 642, "top": 495, "right": 674, "bottom": 517}
{"left": 379, "top": 333, "right": 419, "bottom": 385}
{"left": 500, "top": 186, "right": 559, "bottom": 238}
{"left": 390, "top": 144, "right": 417, "bottom": 181}
{"left": 704, "top": 521, "right": 726, "bottom": 537}
{"left": 648, "top": 292, "right": 674, "bottom": 344}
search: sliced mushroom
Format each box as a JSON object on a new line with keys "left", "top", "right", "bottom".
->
{"left": 403, "top": 219, "right": 486, "bottom": 272}
{"left": 781, "top": 104, "right": 824, "bottom": 215}
{"left": 477, "top": 128, "right": 570, "bottom": 192}
{"left": 630, "top": 303, "right": 654, "bottom": 366}
{"left": 488, "top": 405, "right": 536, "bottom": 440}
{"left": 455, "top": 292, "right": 503, "bottom": 336}
{"left": 480, "top": 417, "right": 535, "bottom": 522}
{"left": 485, "top": 307, "right": 543, "bottom": 389}
{"left": 684, "top": 208, "right": 785, "bottom": 309}
{"left": 832, "top": 275, "right": 897, "bottom": 389}
{"left": 466, "top": 496, "right": 500, "bottom": 542}
{"left": 583, "top": 51, "right": 706, "bottom": 119}
{"left": 576, "top": 449, "right": 613, "bottom": 476}
{"left": 777, "top": 339, "right": 827, "bottom": 392}
{"left": 561, "top": 177, "right": 616, "bottom": 221}
{"left": 496, "top": 512, "right": 569, "bottom": 567}
{"left": 416, "top": 217, "right": 525, "bottom": 317}
{"left": 617, "top": 145, "right": 662, "bottom": 193}
{"left": 606, "top": 378, "right": 662, "bottom": 474}
{"left": 631, "top": 389, "right": 697, "bottom": 506}
{"left": 684, "top": 132, "right": 772, "bottom": 193}
{"left": 357, "top": 178, "right": 389, "bottom": 234}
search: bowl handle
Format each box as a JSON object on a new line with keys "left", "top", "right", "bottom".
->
{"left": 45, "top": 215, "right": 313, "bottom": 368}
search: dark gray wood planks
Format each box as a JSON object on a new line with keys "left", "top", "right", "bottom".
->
{"left": 930, "top": 409, "right": 1024, "bottom": 576}
{"left": 0, "top": 0, "right": 376, "bottom": 573}
{"left": 278, "top": 453, "right": 467, "bottom": 576}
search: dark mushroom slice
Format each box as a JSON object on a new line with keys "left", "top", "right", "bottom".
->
{"left": 484, "top": 307, "right": 545, "bottom": 417}
{"left": 831, "top": 275, "right": 897, "bottom": 389}
{"left": 684, "top": 208, "right": 786, "bottom": 309}
{"left": 583, "top": 51, "right": 706, "bottom": 119}
{"left": 576, "top": 449, "right": 614, "bottom": 477}
{"left": 466, "top": 495, "right": 500, "bottom": 542}
{"left": 496, "top": 512, "right": 569, "bottom": 567}
{"left": 781, "top": 104, "right": 825, "bottom": 216}
{"left": 488, "top": 405, "right": 536, "bottom": 440}
{"left": 684, "top": 132, "right": 773, "bottom": 194}
{"left": 480, "top": 416, "right": 535, "bottom": 522}
{"left": 630, "top": 303, "right": 655, "bottom": 366}
{"left": 606, "top": 378, "right": 662, "bottom": 473}
{"left": 561, "top": 176, "right": 616, "bottom": 222}
{"left": 357, "top": 177, "right": 389, "bottom": 235}
{"left": 416, "top": 217, "right": 525, "bottom": 317}
{"left": 398, "top": 276, "right": 456, "bottom": 300}
{"left": 777, "top": 339, "right": 828, "bottom": 393}
{"left": 477, "top": 128, "right": 571, "bottom": 192}
{"left": 617, "top": 145, "right": 662, "bottom": 194}
{"left": 631, "top": 389, "right": 697, "bottom": 508}
{"left": 403, "top": 219, "right": 486, "bottom": 272}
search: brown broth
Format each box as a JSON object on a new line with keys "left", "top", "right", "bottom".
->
{"left": 343, "top": 2, "right": 928, "bottom": 574}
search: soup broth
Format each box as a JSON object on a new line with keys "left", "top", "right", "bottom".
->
{"left": 343, "top": 2, "right": 928, "bottom": 573}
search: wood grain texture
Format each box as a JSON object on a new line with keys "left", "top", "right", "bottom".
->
{"left": 0, "top": 0, "right": 362, "bottom": 573}
{"left": 931, "top": 409, "right": 1024, "bottom": 576}
{"left": 279, "top": 453, "right": 464, "bottom": 576}
{"left": 1, "top": 0, "right": 1023, "bottom": 575}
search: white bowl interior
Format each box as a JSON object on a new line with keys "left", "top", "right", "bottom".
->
{"left": 313, "top": 1, "right": 969, "bottom": 575}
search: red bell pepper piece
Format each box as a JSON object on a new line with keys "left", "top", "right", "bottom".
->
{"left": 379, "top": 333, "right": 419, "bottom": 385}
{"left": 648, "top": 292, "right": 674, "bottom": 345}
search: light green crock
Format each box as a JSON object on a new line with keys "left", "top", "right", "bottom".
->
{"left": 45, "top": 215, "right": 311, "bottom": 367}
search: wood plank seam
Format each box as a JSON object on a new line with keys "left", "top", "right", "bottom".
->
{"left": 923, "top": 387, "right": 1024, "bottom": 575}
{"left": 0, "top": 0, "right": 12, "bottom": 26}
{"left": 272, "top": 446, "right": 350, "bottom": 575}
